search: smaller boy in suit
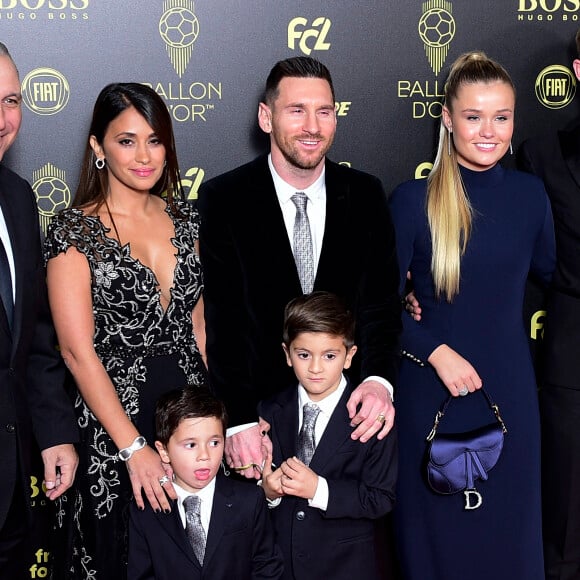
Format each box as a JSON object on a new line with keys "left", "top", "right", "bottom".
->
{"left": 260, "top": 292, "right": 398, "bottom": 580}
{"left": 128, "top": 388, "right": 284, "bottom": 580}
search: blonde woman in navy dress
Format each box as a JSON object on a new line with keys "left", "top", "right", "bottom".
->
{"left": 389, "top": 52, "right": 555, "bottom": 579}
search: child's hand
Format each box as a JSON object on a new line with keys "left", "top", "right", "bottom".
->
{"left": 261, "top": 449, "right": 284, "bottom": 500}
{"left": 280, "top": 456, "right": 319, "bottom": 500}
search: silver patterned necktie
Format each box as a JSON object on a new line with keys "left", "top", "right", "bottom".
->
{"left": 291, "top": 192, "right": 315, "bottom": 294}
{"left": 184, "top": 495, "right": 206, "bottom": 565}
{"left": 297, "top": 403, "right": 321, "bottom": 466}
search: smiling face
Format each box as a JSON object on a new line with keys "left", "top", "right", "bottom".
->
{"left": 442, "top": 80, "right": 515, "bottom": 172}
{"left": 90, "top": 105, "right": 166, "bottom": 196}
{"left": 283, "top": 332, "right": 357, "bottom": 402}
{"left": 155, "top": 416, "right": 224, "bottom": 493}
{"left": 0, "top": 55, "right": 22, "bottom": 162}
{"left": 258, "top": 76, "right": 337, "bottom": 184}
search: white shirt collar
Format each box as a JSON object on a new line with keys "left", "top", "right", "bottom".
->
{"left": 173, "top": 477, "right": 216, "bottom": 529}
{"left": 298, "top": 374, "right": 347, "bottom": 418}
{"left": 268, "top": 153, "right": 326, "bottom": 204}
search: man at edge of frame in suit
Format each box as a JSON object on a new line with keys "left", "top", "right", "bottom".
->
{"left": 198, "top": 56, "right": 401, "bottom": 478}
{"left": 517, "top": 28, "right": 580, "bottom": 580}
{"left": 0, "top": 42, "right": 78, "bottom": 579}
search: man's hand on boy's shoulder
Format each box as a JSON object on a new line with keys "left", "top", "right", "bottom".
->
{"left": 279, "top": 457, "right": 318, "bottom": 500}
{"left": 347, "top": 380, "right": 394, "bottom": 442}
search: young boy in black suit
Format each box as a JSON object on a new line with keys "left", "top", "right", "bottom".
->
{"left": 260, "top": 292, "right": 398, "bottom": 580}
{"left": 128, "top": 388, "right": 283, "bottom": 579}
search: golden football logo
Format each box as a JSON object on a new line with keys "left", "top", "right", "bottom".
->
{"left": 159, "top": 0, "right": 199, "bottom": 78}
{"left": 32, "top": 164, "right": 71, "bottom": 235}
{"left": 418, "top": 0, "right": 455, "bottom": 76}
{"left": 535, "top": 65, "right": 576, "bottom": 109}
{"left": 21, "top": 68, "right": 70, "bottom": 116}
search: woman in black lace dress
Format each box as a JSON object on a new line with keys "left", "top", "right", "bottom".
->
{"left": 44, "top": 83, "right": 207, "bottom": 579}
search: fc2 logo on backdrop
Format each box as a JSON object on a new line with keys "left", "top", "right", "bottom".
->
{"left": 288, "top": 17, "right": 331, "bottom": 55}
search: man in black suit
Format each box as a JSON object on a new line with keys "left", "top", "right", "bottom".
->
{"left": 198, "top": 56, "right": 401, "bottom": 476}
{"left": 517, "top": 29, "right": 580, "bottom": 580}
{"left": 0, "top": 42, "right": 78, "bottom": 578}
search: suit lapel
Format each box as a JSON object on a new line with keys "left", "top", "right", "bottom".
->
{"left": 271, "top": 388, "right": 300, "bottom": 463}
{"left": 203, "top": 474, "right": 235, "bottom": 566}
{"left": 559, "top": 125, "right": 580, "bottom": 192}
{"left": 309, "top": 385, "right": 353, "bottom": 473}
{"left": 156, "top": 500, "right": 200, "bottom": 568}
{"left": 315, "top": 160, "right": 348, "bottom": 290}
{"left": 246, "top": 158, "right": 302, "bottom": 293}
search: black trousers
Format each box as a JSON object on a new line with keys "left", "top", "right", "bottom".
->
{"left": 541, "top": 384, "right": 580, "bottom": 580}
{"left": 0, "top": 479, "right": 30, "bottom": 580}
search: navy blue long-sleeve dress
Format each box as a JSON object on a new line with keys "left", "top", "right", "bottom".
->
{"left": 389, "top": 164, "right": 555, "bottom": 580}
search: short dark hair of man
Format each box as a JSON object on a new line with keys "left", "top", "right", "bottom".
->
{"left": 155, "top": 387, "right": 228, "bottom": 445}
{"left": 264, "top": 56, "right": 336, "bottom": 105}
{"left": 283, "top": 291, "right": 355, "bottom": 349}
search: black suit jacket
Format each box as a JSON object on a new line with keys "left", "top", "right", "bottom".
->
{"left": 198, "top": 156, "right": 402, "bottom": 424}
{"left": 127, "top": 473, "right": 284, "bottom": 580}
{"left": 519, "top": 127, "right": 580, "bottom": 388}
{"left": 258, "top": 381, "right": 397, "bottom": 580}
{"left": 0, "top": 163, "right": 77, "bottom": 527}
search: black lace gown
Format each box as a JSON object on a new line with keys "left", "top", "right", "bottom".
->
{"left": 44, "top": 200, "right": 206, "bottom": 580}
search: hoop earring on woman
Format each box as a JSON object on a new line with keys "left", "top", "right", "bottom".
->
{"left": 95, "top": 158, "right": 106, "bottom": 170}
{"left": 447, "top": 129, "right": 452, "bottom": 156}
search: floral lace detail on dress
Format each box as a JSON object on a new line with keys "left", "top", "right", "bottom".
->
{"left": 44, "top": 200, "right": 205, "bottom": 577}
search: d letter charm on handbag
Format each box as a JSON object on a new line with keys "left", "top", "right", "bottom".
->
{"left": 464, "top": 489, "right": 483, "bottom": 510}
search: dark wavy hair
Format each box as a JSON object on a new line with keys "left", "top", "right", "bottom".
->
{"left": 73, "top": 82, "right": 183, "bottom": 214}
{"left": 283, "top": 291, "right": 355, "bottom": 348}
{"left": 155, "top": 387, "right": 228, "bottom": 446}
{"left": 264, "top": 56, "right": 335, "bottom": 105}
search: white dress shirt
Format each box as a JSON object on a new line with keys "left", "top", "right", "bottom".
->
{"left": 268, "top": 154, "right": 326, "bottom": 274}
{"left": 173, "top": 478, "right": 216, "bottom": 538}
{"left": 266, "top": 375, "right": 348, "bottom": 511}
{"left": 0, "top": 206, "right": 16, "bottom": 300}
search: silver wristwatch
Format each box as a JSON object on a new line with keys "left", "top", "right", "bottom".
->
{"left": 118, "top": 436, "right": 147, "bottom": 462}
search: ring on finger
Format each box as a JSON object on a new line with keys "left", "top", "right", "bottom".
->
{"left": 376, "top": 413, "right": 386, "bottom": 424}
{"left": 158, "top": 475, "right": 170, "bottom": 486}
{"left": 233, "top": 463, "right": 253, "bottom": 472}
{"left": 458, "top": 385, "right": 469, "bottom": 397}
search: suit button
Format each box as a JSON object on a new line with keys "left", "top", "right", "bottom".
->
{"left": 5, "top": 424, "right": 15, "bottom": 433}
{"left": 296, "top": 511, "right": 305, "bottom": 521}
{"left": 8, "top": 368, "right": 14, "bottom": 375}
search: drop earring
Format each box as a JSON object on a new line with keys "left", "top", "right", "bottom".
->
{"left": 447, "top": 129, "right": 452, "bottom": 156}
{"left": 509, "top": 141, "right": 513, "bottom": 155}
